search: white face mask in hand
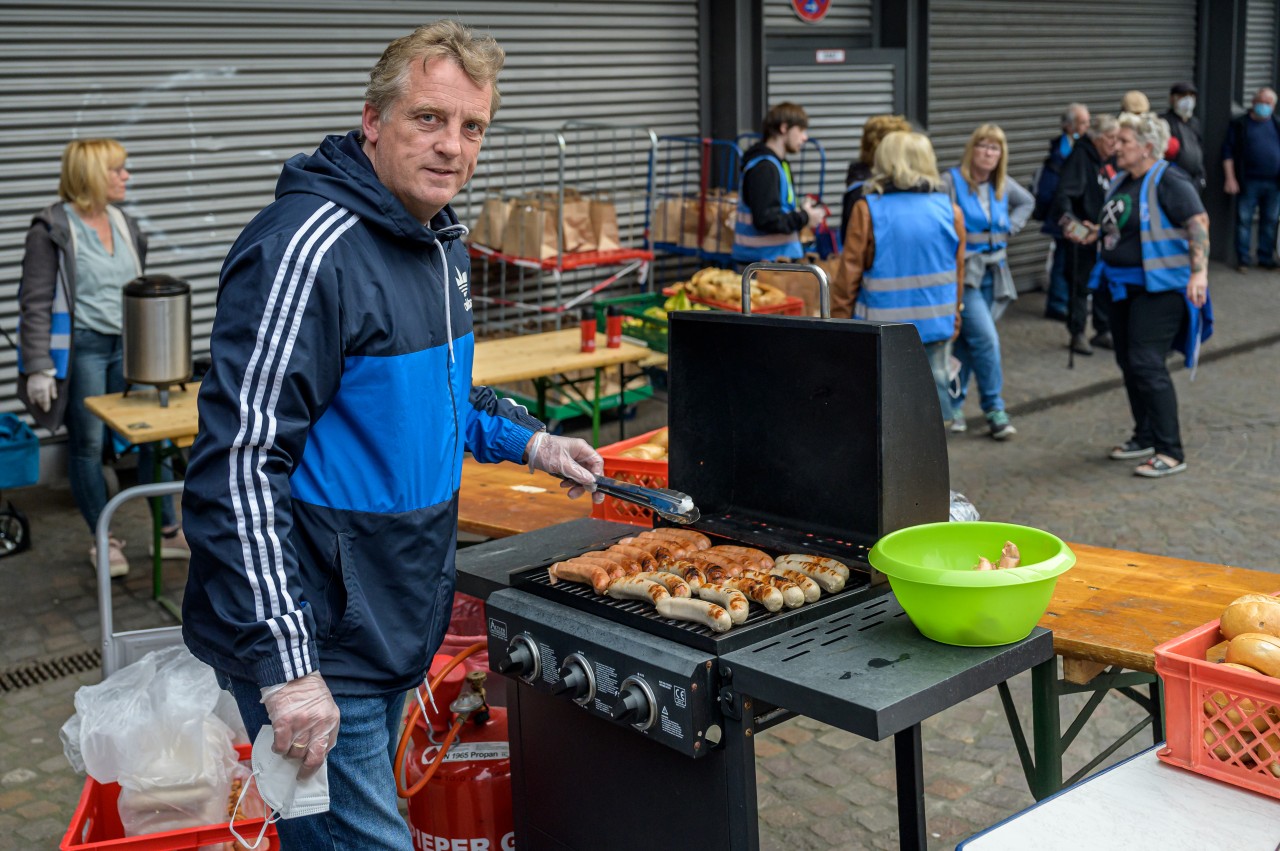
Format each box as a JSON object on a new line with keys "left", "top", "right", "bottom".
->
{"left": 229, "top": 725, "right": 330, "bottom": 849}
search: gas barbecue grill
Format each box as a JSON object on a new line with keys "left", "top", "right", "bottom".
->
{"left": 463, "top": 273, "right": 1053, "bottom": 850}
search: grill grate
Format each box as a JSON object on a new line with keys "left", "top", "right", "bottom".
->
{"left": 0, "top": 649, "right": 102, "bottom": 692}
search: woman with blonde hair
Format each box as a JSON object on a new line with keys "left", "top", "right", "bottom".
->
{"left": 17, "top": 139, "right": 183, "bottom": 576}
{"left": 833, "top": 131, "right": 964, "bottom": 421}
{"left": 941, "top": 124, "right": 1034, "bottom": 439}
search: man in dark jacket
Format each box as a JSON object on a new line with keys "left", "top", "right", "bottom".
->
{"left": 733, "top": 101, "right": 822, "bottom": 263}
{"left": 181, "top": 21, "right": 602, "bottom": 848}
{"left": 1051, "top": 114, "right": 1120, "bottom": 355}
{"left": 1037, "top": 103, "right": 1090, "bottom": 320}
{"left": 1222, "top": 86, "right": 1280, "bottom": 271}
{"left": 1163, "top": 81, "right": 1205, "bottom": 193}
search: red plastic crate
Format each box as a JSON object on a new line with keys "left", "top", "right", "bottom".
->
{"left": 590, "top": 427, "right": 668, "bottom": 527}
{"left": 61, "top": 743, "right": 278, "bottom": 850}
{"left": 661, "top": 285, "right": 804, "bottom": 315}
{"left": 1155, "top": 614, "right": 1280, "bottom": 799}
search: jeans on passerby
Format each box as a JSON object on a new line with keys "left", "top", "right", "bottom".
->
{"left": 1046, "top": 237, "right": 1070, "bottom": 317}
{"left": 1235, "top": 177, "right": 1280, "bottom": 265}
{"left": 1109, "top": 287, "right": 1187, "bottom": 462}
{"left": 218, "top": 671, "right": 413, "bottom": 850}
{"left": 952, "top": 269, "right": 1006, "bottom": 416}
{"left": 1064, "top": 243, "right": 1110, "bottom": 337}
{"left": 924, "top": 339, "right": 952, "bottom": 422}
{"left": 65, "top": 328, "right": 175, "bottom": 534}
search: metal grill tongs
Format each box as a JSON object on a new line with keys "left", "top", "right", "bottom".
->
{"left": 588, "top": 475, "right": 701, "bottom": 525}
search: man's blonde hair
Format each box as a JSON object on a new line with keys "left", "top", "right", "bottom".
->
{"left": 858, "top": 114, "right": 912, "bottom": 166}
{"left": 1118, "top": 111, "right": 1171, "bottom": 160}
{"left": 867, "top": 131, "right": 941, "bottom": 194}
{"left": 58, "top": 139, "right": 127, "bottom": 212}
{"left": 366, "top": 19, "right": 505, "bottom": 119}
{"left": 959, "top": 124, "right": 1009, "bottom": 199}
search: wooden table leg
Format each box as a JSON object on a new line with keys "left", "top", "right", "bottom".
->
{"left": 894, "top": 724, "right": 927, "bottom": 851}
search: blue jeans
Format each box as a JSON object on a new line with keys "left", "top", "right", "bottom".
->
{"left": 1235, "top": 177, "right": 1280, "bottom": 265}
{"left": 951, "top": 271, "right": 1006, "bottom": 415}
{"left": 924, "top": 340, "right": 952, "bottom": 422}
{"left": 64, "top": 328, "right": 175, "bottom": 534}
{"left": 218, "top": 672, "right": 413, "bottom": 849}
{"left": 1046, "top": 237, "right": 1070, "bottom": 315}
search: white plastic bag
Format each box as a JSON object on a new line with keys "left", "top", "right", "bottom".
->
{"left": 949, "top": 490, "right": 980, "bottom": 522}
{"left": 60, "top": 645, "right": 241, "bottom": 837}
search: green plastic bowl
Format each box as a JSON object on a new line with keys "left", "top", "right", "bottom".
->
{"left": 868, "top": 521, "right": 1076, "bottom": 647}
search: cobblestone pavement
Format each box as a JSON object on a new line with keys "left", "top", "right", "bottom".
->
{"left": 1, "top": 261, "right": 1277, "bottom": 849}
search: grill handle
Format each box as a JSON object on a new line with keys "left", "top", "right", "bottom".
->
{"left": 740, "top": 262, "right": 831, "bottom": 319}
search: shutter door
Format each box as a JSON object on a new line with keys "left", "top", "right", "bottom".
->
{"left": 767, "top": 63, "right": 898, "bottom": 222}
{"left": 1244, "top": 0, "right": 1278, "bottom": 98}
{"left": 764, "top": 0, "right": 873, "bottom": 32}
{"left": 0, "top": 0, "right": 698, "bottom": 422}
{"left": 928, "top": 0, "right": 1198, "bottom": 288}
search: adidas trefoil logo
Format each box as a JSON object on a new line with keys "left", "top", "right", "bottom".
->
{"left": 455, "top": 268, "right": 472, "bottom": 312}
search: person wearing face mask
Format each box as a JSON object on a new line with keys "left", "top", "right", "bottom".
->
{"left": 1053, "top": 114, "right": 1121, "bottom": 356}
{"left": 941, "top": 124, "right": 1034, "bottom": 440}
{"left": 1222, "top": 87, "right": 1280, "bottom": 272}
{"left": 1163, "top": 81, "right": 1205, "bottom": 194}
{"left": 733, "top": 101, "right": 823, "bottom": 263}
{"left": 180, "top": 21, "right": 603, "bottom": 848}
{"left": 15, "top": 139, "right": 184, "bottom": 578}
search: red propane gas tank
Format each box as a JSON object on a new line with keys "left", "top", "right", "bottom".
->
{"left": 404, "top": 655, "right": 514, "bottom": 851}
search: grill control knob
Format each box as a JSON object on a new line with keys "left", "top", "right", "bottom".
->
{"left": 611, "top": 675, "right": 657, "bottom": 731}
{"left": 551, "top": 653, "right": 596, "bottom": 705}
{"left": 497, "top": 635, "right": 540, "bottom": 682}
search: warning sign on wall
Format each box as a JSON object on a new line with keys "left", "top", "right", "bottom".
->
{"left": 791, "top": 0, "right": 832, "bottom": 23}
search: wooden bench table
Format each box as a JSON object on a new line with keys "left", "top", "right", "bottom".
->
{"left": 1012, "top": 543, "right": 1280, "bottom": 799}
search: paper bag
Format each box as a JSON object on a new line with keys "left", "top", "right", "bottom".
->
{"left": 700, "top": 192, "right": 738, "bottom": 255}
{"left": 652, "top": 196, "right": 700, "bottom": 248}
{"left": 505, "top": 203, "right": 558, "bottom": 260}
{"left": 561, "top": 189, "right": 594, "bottom": 253}
{"left": 590, "top": 195, "right": 621, "bottom": 252}
{"left": 470, "top": 197, "right": 513, "bottom": 248}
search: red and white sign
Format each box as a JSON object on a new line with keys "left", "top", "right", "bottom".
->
{"left": 791, "top": 0, "right": 831, "bottom": 24}
{"left": 816, "top": 49, "right": 846, "bottom": 64}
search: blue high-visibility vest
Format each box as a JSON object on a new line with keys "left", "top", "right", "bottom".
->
{"left": 949, "top": 167, "right": 1009, "bottom": 255}
{"left": 733, "top": 154, "right": 805, "bottom": 262}
{"left": 858, "top": 192, "right": 959, "bottom": 345}
{"left": 1101, "top": 159, "right": 1191, "bottom": 293}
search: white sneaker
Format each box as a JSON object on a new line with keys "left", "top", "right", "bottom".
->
{"left": 89, "top": 537, "right": 130, "bottom": 578}
{"left": 149, "top": 526, "right": 191, "bottom": 560}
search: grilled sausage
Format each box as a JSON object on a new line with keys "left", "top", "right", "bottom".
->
{"left": 634, "top": 571, "right": 691, "bottom": 598}
{"left": 772, "top": 556, "right": 845, "bottom": 593}
{"left": 711, "top": 545, "right": 773, "bottom": 570}
{"left": 744, "top": 571, "right": 804, "bottom": 608}
{"left": 714, "top": 577, "right": 785, "bottom": 612}
{"left": 659, "top": 560, "right": 706, "bottom": 588}
{"left": 618, "top": 537, "right": 678, "bottom": 561}
{"left": 606, "top": 576, "right": 669, "bottom": 605}
{"left": 767, "top": 567, "right": 821, "bottom": 603}
{"left": 547, "top": 560, "right": 611, "bottom": 594}
{"left": 774, "top": 554, "right": 851, "bottom": 582}
{"left": 684, "top": 551, "right": 745, "bottom": 577}
{"left": 650, "top": 529, "right": 713, "bottom": 550}
{"left": 606, "top": 544, "right": 658, "bottom": 571}
{"left": 694, "top": 584, "right": 750, "bottom": 624}
{"left": 633, "top": 531, "right": 694, "bottom": 558}
{"left": 582, "top": 549, "right": 644, "bottom": 575}
{"left": 656, "top": 597, "right": 732, "bottom": 632}
{"left": 572, "top": 555, "right": 628, "bottom": 581}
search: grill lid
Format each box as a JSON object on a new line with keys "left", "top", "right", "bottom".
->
{"left": 667, "top": 312, "right": 949, "bottom": 547}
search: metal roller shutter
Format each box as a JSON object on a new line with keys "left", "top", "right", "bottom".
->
{"left": 764, "top": 0, "right": 873, "bottom": 32}
{"left": 1244, "top": 0, "right": 1278, "bottom": 98}
{"left": 767, "top": 63, "right": 898, "bottom": 220}
{"left": 0, "top": 0, "right": 698, "bottom": 422}
{"left": 928, "top": 0, "right": 1198, "bottom": 288}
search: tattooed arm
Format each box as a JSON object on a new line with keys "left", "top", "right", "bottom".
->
{"left": 1185, "top": 213, "right": 1209, "bottom": 307}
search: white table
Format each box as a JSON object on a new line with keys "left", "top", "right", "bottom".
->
{"left": 959, "top": 745, "right": 1280, "bottom": 850}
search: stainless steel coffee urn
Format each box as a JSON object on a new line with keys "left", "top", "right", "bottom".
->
{"left": 122, "top": 275, "right": 191, "bottom": 407}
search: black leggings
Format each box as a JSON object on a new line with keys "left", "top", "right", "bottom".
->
{"left": 1109, "top": 288, "right": 1188, "bottom": 462}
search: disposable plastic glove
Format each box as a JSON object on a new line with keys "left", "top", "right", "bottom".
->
{"left": 260, "top": 671, "right": 340, "bottom": 778}
{"left": 526, "top": 431, "right": 605, "bottom": 503}
{"left": 26, "top": 369, "right": 57, "bottom": 412}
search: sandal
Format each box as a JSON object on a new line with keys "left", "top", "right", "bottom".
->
{"left": 1134, "top": 455, "right": 1186, "bottom": 478}
{"left": 1109, "top": 440, "right": 1154, "bottom": 461}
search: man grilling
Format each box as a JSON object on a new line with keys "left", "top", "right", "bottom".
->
{"left": 180, "top": 20, "right": 602, "bottom": 848}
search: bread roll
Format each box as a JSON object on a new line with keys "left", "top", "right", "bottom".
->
{"left": 1225, "top": 632, "right": 1280, "bottom": 678}
{"left": 1220, "top": 597, "right": 1280, "bottom": 640}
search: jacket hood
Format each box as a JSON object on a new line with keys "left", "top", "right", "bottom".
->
{"left": 275, "top": 130, "right": 461, "bottom": 245}
{"left": 742, "top": 141, "right": 779, "bottom": 166}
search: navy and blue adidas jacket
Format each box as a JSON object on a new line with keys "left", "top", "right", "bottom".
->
{"left": 181, "top": 131, "right": 543, "bottom": 696}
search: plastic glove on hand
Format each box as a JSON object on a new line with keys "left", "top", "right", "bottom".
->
{"left": 527, "top": 432, "right": 605, "bottom": 503}
{"left": 26, "top": 370, "right": 57, "bottom": 412}
{"left": 260, "top": 672, "right": 340, "bottom": 778}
